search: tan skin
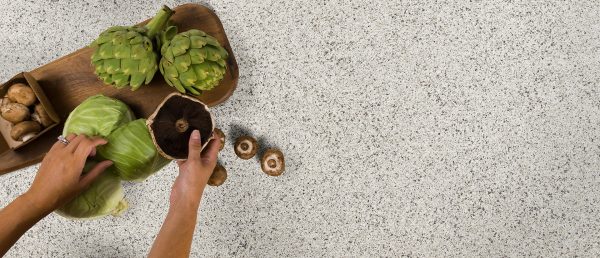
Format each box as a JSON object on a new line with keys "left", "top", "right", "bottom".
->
{"left": 0, "top": 130, "right": 219, "bottom": 258}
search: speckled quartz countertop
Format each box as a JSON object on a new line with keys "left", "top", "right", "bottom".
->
{"left": 1, "top": 0, "right": 599, "bottom": 257}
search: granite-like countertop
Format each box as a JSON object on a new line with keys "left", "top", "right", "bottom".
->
{"left": 1, "top": 0, "right": 599, "bottom": 257}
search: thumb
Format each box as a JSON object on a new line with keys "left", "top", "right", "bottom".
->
{"left": 79, "top": 160, "right": 113, "bottom": 190}
{"left": 201, "top": 137, "right": 221, "bottom": 166}
{"left": 187, "top": 130, "right": 202, "bottom": 161}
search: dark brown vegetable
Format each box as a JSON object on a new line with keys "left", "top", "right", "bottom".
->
{"left": 147, "top": 93, "right": 214, "bottom": 159}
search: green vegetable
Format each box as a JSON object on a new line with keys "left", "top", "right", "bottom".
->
{"left": 98, "top": 119, "right": 170, "bottom": 181}
{"left": 63, "top": 95, "right": 169, "bottom": 182}
{"left": 91, "top": 6, "right": 174, "bottom": 90}
{"left": 59, "top": 96, "right": 171, "bottom": 219}
{"left": 63, "top": 95, "right": 134, "bottom": 137}
{"left": 159, "top": 28, "right": 228, "bottom": 95}
{"left": 56, "top": 162, "right": 127, "bottom": 219}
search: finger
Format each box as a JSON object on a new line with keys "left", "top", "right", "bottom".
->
{"left": 66, "top": 133, "right": 77, "bottom": 141}
{"left": 74, "top": 137, "right": 108, "bottom": 161}
{"left": 78, "top": 160, "right": 113, "bottom": 190}
{"left": 201, "top": 137, "right": 220, "bottom": 165}
{"left": 66, "top": 134, "right": 87, "bottom": 153}
{"left": 187, "top": 130, "right": 202, "bottom": 162}
{"left": 49, "top": 133, "right": 77, "bottom": 152}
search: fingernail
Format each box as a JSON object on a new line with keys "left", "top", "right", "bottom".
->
{"left": 191, "top": 130, "right": 200, "bottom": 141}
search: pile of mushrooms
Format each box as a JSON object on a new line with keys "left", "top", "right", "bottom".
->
{"left": 0, "top": 83, "right": 53, "bottom": 141}
{"left": 234, "top": 135, "right": 285, "bottom": 176}
{"left": 147, "top": 93, "right": 287, "bottom": 187}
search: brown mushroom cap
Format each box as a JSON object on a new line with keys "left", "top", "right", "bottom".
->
{"left": 0, "top": 95, "right": 12, "bottom": 107}
{"left": 147, "top": 93, "right": 214, "bottom": 160}
{"left": 1, "top": 103, "right": 30, "bottom": 124}
{"left": 261, "top": 149, "right": 285, "bottom": 176}
{"left": 32, "top": 104, "right": 54, "bottom": 127}
{"left": 213, "top": 128, "right": 225, "bottom": 151}
{"left": 207, "top": 164, "right": 227, "bottom": 186}
{"left": 11, "top": 121, "right": 41, "bottom": 141}
{"left": 7, "top": 83, "right": 37, "bottom": 106}
{"left": 234, "top": 136, "right": 258, "bottom": 159}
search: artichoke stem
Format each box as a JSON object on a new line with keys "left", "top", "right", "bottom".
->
{"left": 145, "top": 5, "right": 174, "bottom": 39}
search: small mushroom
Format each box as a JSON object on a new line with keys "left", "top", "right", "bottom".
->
{"left": 1, "top": 103, "right": 30, "bottom": 124}
{"left": 213, "top": 128, "right": 225, "bottom": 151}
{"left": 234, "top": 136, "right": 258, "bottom": 159}
{"left": 32, "top": 104, "right": 54, "bottom": 127}
{"left": 7, "top": 83, "right": 37, "bottom": 106}
{"left": 207, "top": 164, "right": 227, "bottom": 186}
{"left": 0, "top": 95, "right": 12, "bottom": 107}
{"left": 11, "top": 121, "right": 41, "bottom": 141}
{"left": 147, "top": 93, "right": 214, "bottom": 160}
{"left": 261, "top": 149, "right": 285, "bottom": 176}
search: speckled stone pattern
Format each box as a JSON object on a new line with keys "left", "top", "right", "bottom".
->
{"left": 1, "top": 0, "right": 599, "bottom": 257}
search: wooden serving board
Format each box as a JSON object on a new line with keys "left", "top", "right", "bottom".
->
{"left": 0, "top": 4, "right": 239, "bottom": 175}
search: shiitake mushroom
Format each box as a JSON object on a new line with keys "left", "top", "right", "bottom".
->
{"left": 11, "top": 121, "right": 41, "bottom": 141}
{"left": 207, "top": 164, "right": 227, "bottom": 186}
{"left": 147, "top": 93, "right": 214, "bottom": 160}
{"left": 7, "top": 83, "right": 36, "bottom": 106}
{"left": 1, "top": 103, "right": 30, "bottom": 124}
{"left": 260, "top": 149, "right": 285, "bottom": 176}
{"left": 234, "top": 136, "right": 258, "bottom": 160}
{"left": 213, "top": 128, "right": 225, "bottom": 151}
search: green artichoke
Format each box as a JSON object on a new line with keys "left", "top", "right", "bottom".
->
{"left": 159, "top": 28, "right": 229, "bottom": 95}
{"left": 91, "top": 6, "right": 174, "bottom": 90}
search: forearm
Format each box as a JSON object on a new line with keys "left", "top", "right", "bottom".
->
{"left": 149, "top": 200, "right": 201, "bottom": 258}
{"left": 0, "top": 194, "right": 50, "bottom": 256}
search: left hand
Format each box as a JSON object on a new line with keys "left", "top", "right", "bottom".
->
{"left": 22, "top": 134, "right": 113, "bottom": 214}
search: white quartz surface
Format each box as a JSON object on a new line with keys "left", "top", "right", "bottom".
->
{"left": 1, "top": 0, "right": 599, "bottom": 257}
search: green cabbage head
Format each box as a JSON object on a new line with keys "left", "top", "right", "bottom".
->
{"left": 97, "top": 119, "right": 170, "bottom": 181}
{"left": 63, "top": 95, "right": 169, "bottom": 181}
{"left": 56, "top": 162, "right": 127, "bottom": 219}
{"left": 63, "top": 95, "right": 134, "bottom": 137}
{"left": 58, "top": 95, "right": 170, "bottom": 219}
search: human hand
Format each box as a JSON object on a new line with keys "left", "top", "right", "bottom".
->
{"left": 22, "top": 134, "right": 113, "bottom": 214}
{"left": 171, "top": 130, "right": 220, "bottom": 210}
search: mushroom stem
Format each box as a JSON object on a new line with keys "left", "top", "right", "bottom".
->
{"left": 175, "top": 118, "right": 189, "bottom": 133}
{"left": 268, "top": 160, "right": 277, "bottom": 168}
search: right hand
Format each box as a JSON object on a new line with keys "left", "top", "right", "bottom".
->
{"left": 171, "top": 130, "right": 220, "bottom": 210}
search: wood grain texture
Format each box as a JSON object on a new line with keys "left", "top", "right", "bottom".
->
{"left": 0, "top": 4, "right": 238, "bottom": 175}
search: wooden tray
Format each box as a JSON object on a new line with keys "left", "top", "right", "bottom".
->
{"left": 0, "top": 4, "right": 239, "bottom": 175}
